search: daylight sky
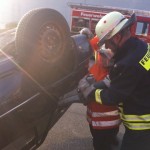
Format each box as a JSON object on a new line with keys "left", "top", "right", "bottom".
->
{"left": 0, "top": 0, "right": 149, "bottom": 26}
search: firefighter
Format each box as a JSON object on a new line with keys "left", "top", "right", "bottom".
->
{"left": 89, "top": 37, "right": 120, "bottom": 150}
{"left": 78, "top": 11, "right": 150, "bottom": 150}
{"left": 80, "top": 29, "right": 121, "bottom": 150}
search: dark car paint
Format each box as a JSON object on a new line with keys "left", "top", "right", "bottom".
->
{"left": 0, "top": 33, "right": 92, "bottom": 149}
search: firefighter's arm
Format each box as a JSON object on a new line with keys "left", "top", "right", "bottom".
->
{"left": 95, "top": 65, "right": 145, "bottom": 106}
{"left": 95, "top": 88, "right": 120, "bottom": 105}
{"left": 58, "top": 75, "right": 112, "bottom": 107}
{"left": 78, "top": 75, "right": 111, "bottom": 104}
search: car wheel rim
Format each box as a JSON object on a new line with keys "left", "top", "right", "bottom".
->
{"left": 38, "top": 23, "right": 63, "bottom": 63}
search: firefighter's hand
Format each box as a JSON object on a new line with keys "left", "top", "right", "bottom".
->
{"left": 78, "top": 75, "right": 96, "bottom": 101}
{"left": 94, "top": 75, "right": 111, "bottom": 89}
{"left": 80, "top": 28, "right": 94, "bottom": 39}
{"left": 58, "top": 74, "right": 96, "bottom": 107}
{"left": 103, "top": 75, "right": 111, "bottom": 87}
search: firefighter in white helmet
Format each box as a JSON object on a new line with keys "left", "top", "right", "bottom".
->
{"left": 95, "top": 11, "right": 135, "bottom": 53}
{"left": 78, "top": 11, "right": 150, "bottom": 150}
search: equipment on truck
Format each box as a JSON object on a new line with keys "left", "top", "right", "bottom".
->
{"left": 69, "top": 3, "right": 150, "bottom": 43}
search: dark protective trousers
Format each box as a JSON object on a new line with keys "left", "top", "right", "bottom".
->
{"left": 89, "top": 125, "right": 119, "bottom": 150}
{"left": 121, "top": 128, "right": 150, "bottom": 150}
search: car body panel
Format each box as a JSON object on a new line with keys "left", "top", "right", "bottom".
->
{"left": 0, "top": 30, "right": 92, "bottom": 149}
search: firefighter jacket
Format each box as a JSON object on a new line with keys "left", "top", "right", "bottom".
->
{"left": 95, "top": 37, "right": 150, "bottom": 130}
{"left": 87, "top": 37, "right": 120, "bottom": 130}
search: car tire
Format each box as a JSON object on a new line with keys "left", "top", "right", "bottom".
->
{"left": 15, "top": 8, "right": 75, "bottom": 86}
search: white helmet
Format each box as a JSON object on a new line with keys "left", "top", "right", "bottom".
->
{"left": 95, "top": 11, "right": 136, "bottom": 46}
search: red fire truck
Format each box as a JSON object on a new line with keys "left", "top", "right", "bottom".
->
{"left": 69, "top": 3, "right": 150, "bottom": 43}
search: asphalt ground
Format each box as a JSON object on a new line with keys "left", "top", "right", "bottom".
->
{"left": 38, "top": 103, "right": 125, "bottom": 150}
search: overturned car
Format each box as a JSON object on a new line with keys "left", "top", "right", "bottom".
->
{"left": 0, "top": 8, "right": 92, "bottom": 149}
